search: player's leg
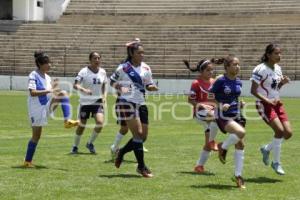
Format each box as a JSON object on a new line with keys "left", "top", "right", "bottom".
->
{"left": 86, "top": 112, "right": 104, "bottom": 154}
{"left": 233, "top": 140, "right": 246, "bottom": 189}
{"left": 24, "top": 126, "right": 42, "bottom": 167}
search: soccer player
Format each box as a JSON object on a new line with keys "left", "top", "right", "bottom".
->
{"left": 210, "top": 55, "right": 246, "bottom": 189}
{"left": 110, "top": 38, "right": 158, "bottom": 178}
{"left": 24, "top": 51, "right": 79, "bottom": 167}
{"left": 70, "top": 52, "right": 107, "bottom": 154}
{"left": 250, "top": 43, "right": 292, "bottom": 175}
{"left": 183, "top": 59, "right": 219, "bottom": 174}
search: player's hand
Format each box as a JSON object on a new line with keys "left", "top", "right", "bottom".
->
{"left": 222, "top": 103, "right": 230, "bottom": 111}
{"left": 146, "top": 85, "right": 159, "bottom": 91}
{"left": 240, "top": 100, "right": 246, "bottom": 109}
{"left": 83, "top": 88, "right": 92, "bottom": 95}
{"left": 119, "top": 86, "right": 130, "bottom": 94}
{"left": 281, "top": 75, "right": 290, "bottom": 85}
{"left": 266, "top": 98, "right": 281, "bottom": 106}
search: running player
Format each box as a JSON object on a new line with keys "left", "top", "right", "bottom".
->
{"left": 250, "top": 43, "right": 292, "bottom": 175}
{"left": 70, "top": 52, "right": 107, "bottom": 154}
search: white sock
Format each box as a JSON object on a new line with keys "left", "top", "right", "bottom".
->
{"left": 264, "top": 142, "right": 273, "bottom": 151}
{"left": 234, "top": 149, "right": 244, "bottom": 177}
{"left": 73, "top": 134, "right": 81, "bottom": 147}
{"left": 272, "top": 138, "right": 282, "bottom": 163}
{"left": 88, "top": 130, "right": 99, "bottom": 144}
{"left": 111, "top": 132, "right": 125, "bottom": 151}
{"left": 197, "top": 150, "right": 210, "bottom": 166}
{"left": 222, "top": 134, "right": 240, "bottom": 150}
{"left": 208, "top": 122, "right": 218, "bottom": 142}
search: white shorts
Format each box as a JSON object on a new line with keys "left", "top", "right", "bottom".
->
{"left": 28, "top": 99, "right": 52, "bottom": 127}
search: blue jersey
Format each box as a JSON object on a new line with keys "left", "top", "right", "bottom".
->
{"left": 210, "top": 75, "right": 242, "bottom": 117}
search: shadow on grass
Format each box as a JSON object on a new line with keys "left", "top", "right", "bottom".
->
{"left": 245, "top": 176, "right": 282, "bottom": 184}
{"left": 191, "top": 184, "right": 236, "bottom": 190}
{"left": 99, "top": 174, "right": 141, "bottom": 179}
{"left": 67, "top": 152, "right": 97, "bottom": 156}
{"left": 11, "top": 164, "right": 48, "bottom": 170}
{"left": 178, "top": 171, "right": 215, "bottom": 176}
{"left": 103, "top": 159, "right": 136, "bottom": 164}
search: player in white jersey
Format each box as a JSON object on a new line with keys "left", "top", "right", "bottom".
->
{"left": 24, "top": 51, "right": 79, "bottom": 167}
{"left": 250, "top": 43, "right": 292, "bottom": 175}
{"left": 71, "top": 52, "right": 107, "bottom": 154}
{"left": 110, "top": 39, "right": 158, "bottom": 178}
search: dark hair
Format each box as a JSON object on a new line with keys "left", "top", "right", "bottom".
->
{"left": 261, "top": 43, "right": 280, "bottom": 63}
{"left": 215, "top": 54, "right": 237, "bottom": 69}
{"left": 89, "top": 52, "right": 101, "bottom": 61}
{"left": 183, "top": 58, "right": 222, "bottom": 72}
{"left": 34, "top": 51, "right": 50, "bottom": 68}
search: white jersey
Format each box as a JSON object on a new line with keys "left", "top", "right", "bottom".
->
{"left": 75, "top": 66, "right": 107, "bottom": 105}
{"left": 110, "top": 61, "right": 154, "bottom": 105}
{"left": 27, "top": 70, "right": 52, "bottom": 126}
{"left": 250, "top": 63, "right": 283, "bottom": 100}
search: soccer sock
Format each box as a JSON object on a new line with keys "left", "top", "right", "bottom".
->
{"left": 222, "top": 134, "right": 240, "bottom": 150}
{"left": 73, "top": 134, "right": 81, "bottom": 147}
{"left": 119, "top": 138, "right": 134, "bottom": 157}
{"left": 197, "top": 150, "right": 210, "bottom": 166}
{"left": 88, "top": 130, "right": 99, "bottom": 144}
{"left": 112, "top": 132, "right": 125, "bottom": 151}
{"left": 25, "top": 140, "right": 38, "bottom": 162}
{"left": 234, "top": 149, "right": 244, "bottom": 177}
{"left": 208, "top": 122, "right": 218, "bottom": 142}
{"left": 272, "top": 138, "right": 282, "bottom": 163}
{"left": 132, "top": 139, "right": 145, "bottom": 169}
{"left": 60, "top": 97, "right": 71, "bottom": 120}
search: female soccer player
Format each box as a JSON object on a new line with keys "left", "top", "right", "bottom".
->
{"left": 183, "top": 59, "right": 219, "bottom": 174}
{"left": 24, "top": 51, "right": 79, "bottom": 167}
{"left": 250, "top": 43, "right": 292, "bottom": 175}
{"left": 210, "top": 55, "right": 246, "bottom": 189}
{"left": 70, "top": 52, "right": 107, "bottom": 154}
{"left": 110, "top": 38, "right": 158, "bottom": 178}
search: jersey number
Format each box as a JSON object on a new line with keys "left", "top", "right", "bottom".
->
{"left": 93, "top": 78, "right": 101, "bottom": 84}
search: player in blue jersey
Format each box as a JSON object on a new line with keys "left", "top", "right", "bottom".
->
{"left": 210, "top": 55, "right": 246, "bottom": 189}
{"left": 24, "top": 51, "right": 79, "bottom": 167}
{"left": 110, "top": 38, "right": 158, "bottom": 178}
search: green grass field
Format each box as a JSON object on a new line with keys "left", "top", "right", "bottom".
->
{"left": 0, "top": 91, "right": 299, "bottom": 200}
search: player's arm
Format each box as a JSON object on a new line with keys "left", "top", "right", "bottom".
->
{"left": 102, "top": 82, "right": 107, "bottom": 103}
{"left": 146, "top": 84, "right": 158, "bottom": 91}
{"left": 278, "top": 75, "right": 290, "bottom": 89}
{"left": 29, "top": 88, "right": 52, "bottom": 96}
{"left": 250, "top": 80, "right": 278, "bottom": 106}
{"left": 73, "top": 80, "right": 92, "bottom": 95}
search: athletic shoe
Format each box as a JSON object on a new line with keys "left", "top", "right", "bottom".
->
{"left": 271, "top": 162, "right": 285, "bottom": 175}
{"left": 260, "top": 146, "right": 270, "bottom": 166}
{"left": 218, "top": 142, "right": 227, "bottom": 164}
{"left": 136, "top": 166, "right": 154, "bottom": 178}
{"left": 114, "top": 149, "right": 123, "bottom": 168}
{"left": 64, "top": 119, "right": 79, "bottom": 128}
{"left": 23, "top": 161, "right": 35, "bottom": 168}
{"left": 208, "top": 140, "right": 218, "bottom": 151}
{"left": 110, "top": 145, "right": 118, "bottom": 160}
{"left": 86, "top": 143, "right": 96, "bottom": 154}
{"left": 143, "top": 146, "right": 149, "bottom": 152}
{"left": 194, "top": 165, "right": 205, "bottom": 173}
{"left": 70, "top": 146, "right": 78, "bottom": 154}
{"left": 232, "top": 176, "right": 246, "bottom": 189}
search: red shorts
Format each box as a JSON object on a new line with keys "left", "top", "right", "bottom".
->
{"left": 255, "top": 100, "right": 288, "bottom": 124}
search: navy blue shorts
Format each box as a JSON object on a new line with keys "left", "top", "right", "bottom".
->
{"left": 115, "top": 99, "right": 148, "bottom": 125}
{"left": 79, "top": 99, "right": 104, "bottom": 120}
{"left": 216, "top": 114, "right": 246, "bottom": 134}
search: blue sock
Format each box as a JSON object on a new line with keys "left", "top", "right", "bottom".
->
{"left": 61, "top": 97, "right": 71, "bottom": 120}
{"left": 25, "top": 140, "right": 38, "bottom": 162}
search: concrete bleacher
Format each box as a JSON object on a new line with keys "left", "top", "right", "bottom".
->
{"left": 1, "top": 0, "right": 300, "bottom": 80}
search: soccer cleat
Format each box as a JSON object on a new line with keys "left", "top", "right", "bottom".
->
{"left": 260, "top": 146, "right": 270, "bottom": 166}
{"left": 271, "top": 162, "right": 285, "bottom": 175}
{"left": 143, "top": 146, "right": 149, "bottom": 152}
{"left": 70, "top": 146, "right": 78, "bottom": 154}
{"left": 64, "top": 119, "right": 79, "bottom": 128}
{"left": 136, "top": 166, "right": 154, "bottom": 178}
{"left": 208, "top": 140, "right": 219, "bottom": 151}
{"left": 218, "top": 143, "right": 227, "bottom": 164}
{"left": 232, "top": 176, "right": 246, "bottom": 189}
{"left": 23, "top": 161, "right": 35, "bottom": 168}
{"left": 114, "top": 149, "right": 123, "bottom": 168}
{"left": 86, "top": 143, "right": 96, "bottom": 154}
{"left": 194, "top": 165, "right": 205, "bottom": 173}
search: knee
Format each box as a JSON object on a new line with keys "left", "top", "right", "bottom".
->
{"left": 237, "top": 129, "right": 246, "bottom": 139}
{"left": 283, "top": 130, "right": 292, "bottom": 140}
{"left": 58, "top": 90, "right": 68, "bottom": 97}
{"left": 235, "top": 141, "right": 245, "bottom": 150}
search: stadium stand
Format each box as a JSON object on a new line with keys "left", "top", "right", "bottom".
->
{"left": 1, "top": 0, "right": 300, "bottom": 79}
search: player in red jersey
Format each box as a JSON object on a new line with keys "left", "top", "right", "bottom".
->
{"left": 184, "top": 59, "right": 219, "bottom": 174}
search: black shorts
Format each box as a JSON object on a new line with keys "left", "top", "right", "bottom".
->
{"left": 216, "top": 113, "right": 246, "bottom": 134}
{"left": 115, "top": 99, "right": 148, "bottom": 125}
{"left": 79, "top": 99, "right": 104, "bottom": 120}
